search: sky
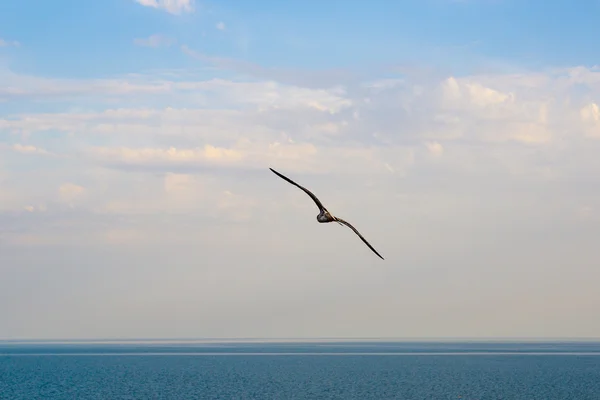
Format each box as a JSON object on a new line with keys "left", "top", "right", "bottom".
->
{"left": 1, "top": 0, "right": 600, "bottom": 340}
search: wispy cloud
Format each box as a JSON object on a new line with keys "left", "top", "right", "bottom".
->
{"left": 181, "top": 45, "right": 359, "bottom": 88}
{"left": 216, "top": 22, "right": 226, "bottom": 31}
{"left": 11, "top": 144, "right": 51, "bottom": 155}
{"left": 0, "top": 69, "right": 176, "bottom": 102}
{"left": 133, "top": 34, "right": 175, "bottom": 48}
{"left": 134, "top": 0, "right": 194, "bottom": 15}
{"left": 90, "top": 145, "right": 244, "bottom": 168}
{"left": 0, "top": 38, "right": 20, "bottom": 47}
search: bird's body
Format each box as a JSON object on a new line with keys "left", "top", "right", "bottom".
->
{"left": 269, "top": 167, "right": 384, "bottom": 260}
{"left": 317, "top": 209, "right": 335, "bottom": 223}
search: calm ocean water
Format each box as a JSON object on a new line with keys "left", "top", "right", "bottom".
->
{"left": 1, "top": 341, "right": 599, "bottom": 399}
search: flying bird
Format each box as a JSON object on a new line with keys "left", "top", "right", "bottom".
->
{"left": 269, "top": 168, "right": 384, "bottom": 260}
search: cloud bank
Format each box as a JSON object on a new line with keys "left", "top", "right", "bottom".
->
{"left": 2, "top": 52, "right": 600, "bottom": 339}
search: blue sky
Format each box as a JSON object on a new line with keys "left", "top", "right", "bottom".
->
{"left": 2, "top": 0, "right": 600, "bottom": 340}
{"left": 2, "top": 0, "right": 600, "bottom": 79}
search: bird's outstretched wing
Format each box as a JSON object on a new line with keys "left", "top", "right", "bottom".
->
{"left": 269, "top": 168, "right": 325, "bottom": 211}
{"left": 334, "top": 217, "right": 384, "bottom": 260}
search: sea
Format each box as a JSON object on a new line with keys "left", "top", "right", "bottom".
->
{"left": 1, "top": 340, "right": 600, "bottom": 399}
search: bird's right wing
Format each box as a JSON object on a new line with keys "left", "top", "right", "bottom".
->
{"left": 335, "top": 217, "right": 385, "bottom": 260}
{"left": 269, "top": 168, "right": 325, "bottom": 211}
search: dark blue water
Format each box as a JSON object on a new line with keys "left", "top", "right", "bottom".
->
{"left": 1, "top": 341, "right": 600, "bottom": 399}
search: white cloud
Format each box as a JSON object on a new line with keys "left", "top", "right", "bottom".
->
{"left": 581, "top": 103, "right": 599, "bottom": 122}
{"left": 134, "top": 0, "right": 194, "bottom": 14}
{"left": 133, "top": 34, "right": 175, "bottom": 48}
{"left": 11, "top": 144, "right": 50, "bottom": 155}
{"left": 442, "top": 77, "right": 514, "bottom": 108}
{"left": 4, "top": 64, "right": 600, "bottom": 183}
{"left": 91, "top": 145, "right": 244, "bottom": 166}
{"left": 85, "top": 141, "right": 405, "bottom": 176}
{"left": 4, "top": 61, "right": 600, "bottom": 339}
{"left": 216, "top": 22, "right": 226, "bottom": 31}
{"left": 0, "top": 71, "right": 352, "bottom": 112}
{"left": 0, "top": 70, "right": 175, "bottom": 102}
{"left": 580, "top": 102, "right": 600, "bottom": 138}
{"left": 59, "top": 183, "right": 85, "bottom": 205}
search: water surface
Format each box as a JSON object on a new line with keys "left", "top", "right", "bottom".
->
{"left": 1, "top": 341, "right": 599, "bottom": 399}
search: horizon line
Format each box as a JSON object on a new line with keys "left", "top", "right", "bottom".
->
{"left": 2, "top": 336, "right": 600, "bottom": 344}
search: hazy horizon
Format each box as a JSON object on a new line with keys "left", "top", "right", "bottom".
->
{"left": 2, "top": 0, "right": 600, "bottom": 340}
{"left": 3, "top": 337, "right": 600, "bottom": 344}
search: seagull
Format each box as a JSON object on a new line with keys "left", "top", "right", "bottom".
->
{"left": 269, "top": 167, "right": 384, "bottom": 260}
